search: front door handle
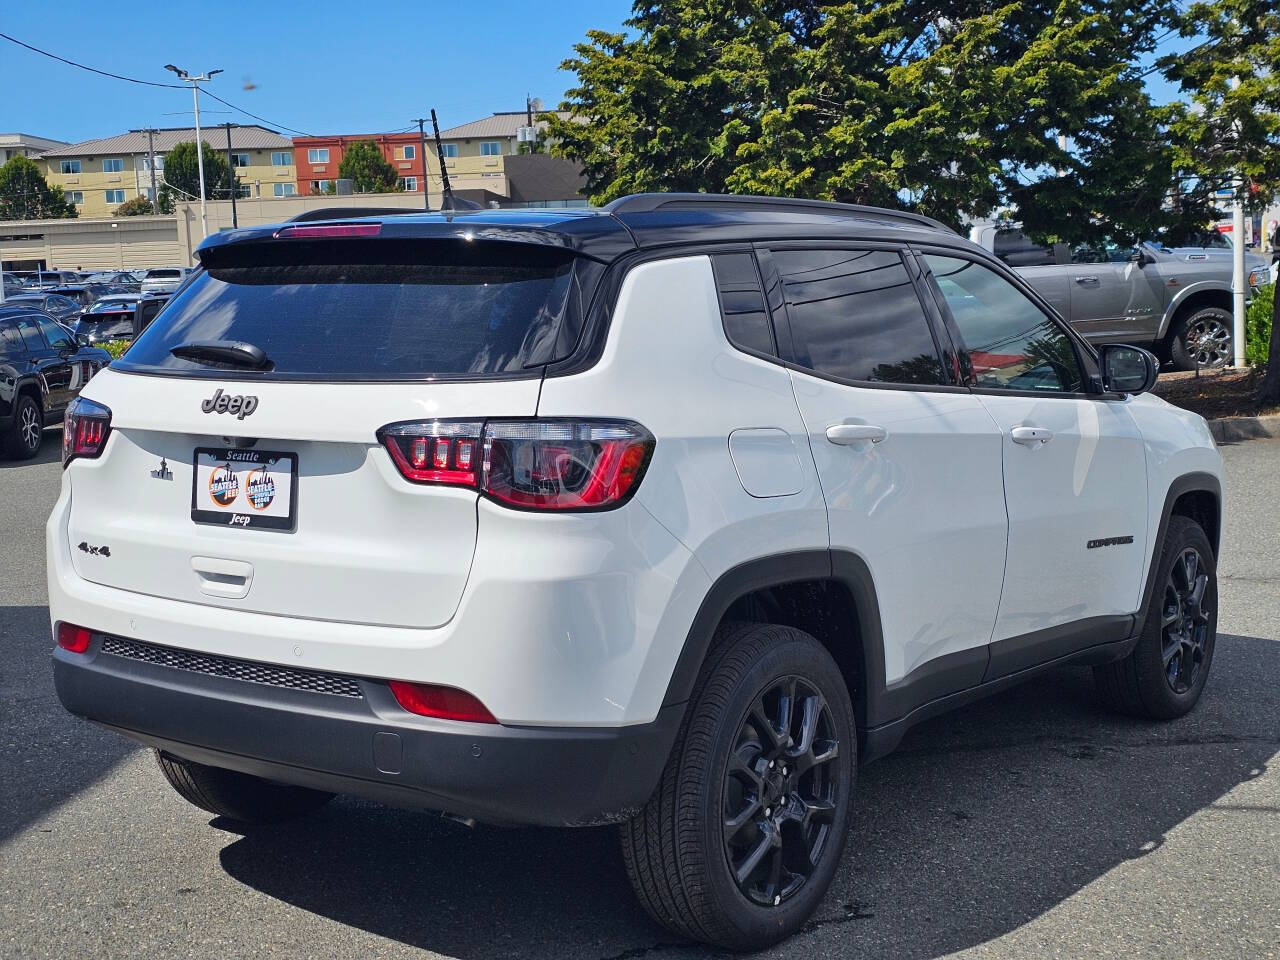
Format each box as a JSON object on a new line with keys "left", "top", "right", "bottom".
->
{"left": 1011, "top": 426, "right": 1053, "bottom": 446}
{"left": 1074, "top": 276, "right": 1100, "bottom": 284}
{"left": 826, "top": 423, "right": 888, "bottom": 445}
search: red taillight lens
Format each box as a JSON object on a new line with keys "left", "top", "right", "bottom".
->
{"left": 388, "top": 680, "right": 497, "bottom": 723}
{"left": 482, "top": 420, "right": 654, "bottom": 510}
{"left": 62, "top": 396, "right": 112, "bottom": 467}
{"left": 380, "top": 421, "right": 483, "bottom": 487}
{"left": 55, "top": 621, "right": 92, "bottom": 653}
{"left": 379, "top": 418, "right": 654, "bottom": 511}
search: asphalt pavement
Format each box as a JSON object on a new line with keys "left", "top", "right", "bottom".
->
{"left": 1, "top": 432, "right": 1276, "bottom": 960}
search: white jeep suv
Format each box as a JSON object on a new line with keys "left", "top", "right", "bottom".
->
{"left": 50, "top": 194, "right": 1223, "bottom": 950}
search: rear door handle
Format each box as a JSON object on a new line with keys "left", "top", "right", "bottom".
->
{"left": 1074, "top": 276, "right": 1099, "bottom": 284}
{"left": 826, "top": 423, "right": 888, "bottom": 445}
{"left": 1010, "top": 426, "right": 1053, "bottom": 446}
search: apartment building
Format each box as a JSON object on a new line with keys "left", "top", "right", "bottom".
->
{"left": 1, "top": 133, "right": 68, "bottom": 164}
{"left": 37, "top": 125, "right": 297, "bottom": 218}
{"left": 292, "top": 110, "right": 574, "bottom": 198}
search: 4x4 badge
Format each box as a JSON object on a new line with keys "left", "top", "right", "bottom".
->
{"left": 201, "top": 388, "right": 259, "bottom": 420}
{"left": 150, "top": 457, "right": 173, "bottom": 480}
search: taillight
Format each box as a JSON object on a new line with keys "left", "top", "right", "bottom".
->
{"left": 274, "top": 223, "right": 382, "bottom": 239}
{"left": 378, "top": 419, "right": 654, "bottom": 511}
{"left": 55, "top": 621, "right": 92, "bottom": 653}
{"left": 388, "top": 680, "right": 497, "bottom": 723}
{"left": 63, "top": 396, "right": 111, "bottom": 467}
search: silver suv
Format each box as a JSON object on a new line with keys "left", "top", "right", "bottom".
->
{"left": 970, "top": 222, "right": 1270, "bottom": 369}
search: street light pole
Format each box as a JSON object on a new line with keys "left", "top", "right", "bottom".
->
{"left": 164, "top": 64, "right": 223, "bottom": 239}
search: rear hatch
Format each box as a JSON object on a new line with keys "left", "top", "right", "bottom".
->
{"left": 67, "top": 230, "right": 598, "bottom": 629}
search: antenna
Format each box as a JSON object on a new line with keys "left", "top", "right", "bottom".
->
{"left": 430, "top": 109, "right": 456, "bottom": 213}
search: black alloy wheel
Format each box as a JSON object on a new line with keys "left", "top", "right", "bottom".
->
{"left": 1160, "top": 547, "right": 1213, "bottom": 694}
{"left": 723, "top": 676, "right": 839, "bottom": 907}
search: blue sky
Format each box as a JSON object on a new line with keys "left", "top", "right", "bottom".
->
{"left": 2, "top": 2, "right": 1192, "bottom": 145}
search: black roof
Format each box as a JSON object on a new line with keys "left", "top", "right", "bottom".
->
{"left": 196, "top": 192, "right": 980, "bottom": 265}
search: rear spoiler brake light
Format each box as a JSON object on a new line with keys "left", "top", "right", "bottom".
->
{"left": 274, "top": 223, "right": 382, "bottom": 239}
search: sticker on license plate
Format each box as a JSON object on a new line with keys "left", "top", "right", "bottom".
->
{"left": 191, "top": 447, "right": 297, "bottom": 531}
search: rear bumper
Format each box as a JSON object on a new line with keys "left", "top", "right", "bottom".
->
{"left": 52, "top": 637, "right": 682, "bottom": 827}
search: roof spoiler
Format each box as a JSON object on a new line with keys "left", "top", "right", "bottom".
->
{"left": 287, "top": 199, "right": 486, "bottom": 223}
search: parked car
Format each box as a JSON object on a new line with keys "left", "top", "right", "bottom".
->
{"left": 72, "top": 296, "right": 141, "bottom": 345}
{"left": 83, "top": 271, "right": 142, "bottom": 292}
{"left": 51, "top": 195, "right": 1223, "bottom": 950}
{"left": 11, "top": 269, "right": 81, "bottom": 290}
{"left": 0, "top": 306, "right": 111, "bottom": 459}
{"left": 969, "top": 221, "right": 1270, "bottom": 369}
{"left": 1, "top": 292, "right": 84, "bottom": 323}
{"left": 46, "top": 283, "right": 121, "bottom": 309}
{"left": 139, "top": 267, "right": 189, "bottom": 295}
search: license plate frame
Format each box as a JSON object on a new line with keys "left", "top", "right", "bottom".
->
{"left": 191, "top": 447, "right": 298, "bottom": 532}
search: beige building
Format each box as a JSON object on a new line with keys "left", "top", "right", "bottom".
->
{"left": 1, "top": 133, "right": 68, "bottom": 165}
{"left": 37, "top": 125, "right": 297, "bottom": 219}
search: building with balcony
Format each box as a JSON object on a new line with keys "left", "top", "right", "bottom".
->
{"left": 36, "top": 125, "right": 297, "bottom": 218}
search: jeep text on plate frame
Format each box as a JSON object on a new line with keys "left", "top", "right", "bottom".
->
{"left": 190, "top": 448, "right": 298, "bottom": 531}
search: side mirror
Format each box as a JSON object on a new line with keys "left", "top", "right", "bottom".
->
{"left": 1100, "top": 344, "right": 1159, "bottom": 395}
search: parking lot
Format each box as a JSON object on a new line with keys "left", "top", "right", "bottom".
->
{"left": 1, "top": 432, "right": 1276, "bottom": 960}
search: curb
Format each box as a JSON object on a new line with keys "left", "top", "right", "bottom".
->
{"left": 1208, "top": 414, "right": 1280, "bottom": 444}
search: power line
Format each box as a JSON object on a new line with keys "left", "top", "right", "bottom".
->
{"left": 0, "top": 30, "right": 312, "bottom": 137}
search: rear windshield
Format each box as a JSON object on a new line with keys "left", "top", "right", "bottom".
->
{"left": 147, "top": 270, "right": 182, "bottom": 279}
{"left": 117, "top": 238, "right": 599, "bottom": 381}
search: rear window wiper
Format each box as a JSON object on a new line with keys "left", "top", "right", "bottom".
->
{"left": 169, "top": 340, "right": 273, "bottom": 370}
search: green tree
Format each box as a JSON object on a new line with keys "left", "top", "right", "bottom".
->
{"left": 1159, "top": 0, "right": 1280, "bottom": 404}
{"left": 337, "top": 140, "right": 400, "bottom": 193}
{"left": 548, "top": 0, "right": 1177, "bottom": 241}
{"left": 158, "top": 141, "right": 238, "bottom": 213}
{"left": 0, "top": 155, "right": 78, "bottom": 220}
{"left": 113, "top": 194, "right": 156, "bottom": 216}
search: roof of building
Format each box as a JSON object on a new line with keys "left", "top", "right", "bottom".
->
{"left": 1, "top": 132, "right": 69, "bottom": 149}
{"left": 436, "top": 111, "right": 572, "bottom": 140}
{"left": 38, "top": 125, "right": 291, "bottom": 158}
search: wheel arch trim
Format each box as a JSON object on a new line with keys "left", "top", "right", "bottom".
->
{"left": 1137, "top": 472, "right": 1222, "bottom": 636}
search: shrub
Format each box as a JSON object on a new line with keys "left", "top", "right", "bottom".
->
{"left": 114, "top": 194, "right": 155, "bottom": 216}
{"left": 1246, "top": 284, "right": 1274, "bottom": 366}
{"left": 100, "top": 339, "right": 131, "bottom": 359}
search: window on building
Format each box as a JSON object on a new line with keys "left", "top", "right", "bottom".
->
{"left": 273, "top": 182, "right": 296, "bottom": 197}
{"left": 141, "top": 155, "right": 164, "bottom": 172}
{"left": 307, "top": 148, "right": 329, "bottom": 164}
{"left": 235, "top": 183, "right": 252, "bottom": 198}
{"left": 399, "top": 177, "right": 418, "bottom": 192}
{"left": 711, "top": 253, "right": 775, "bottom": 356}
{"left": 398, "top": 145, "right": 415, "bottom": 160}
{"left": 441, "top": 143, "right": 458, "bottom": 158}
{"left": 310, "top": 180, "right": 334, "bottom": 193}
{"left": 102, "top": 158, "right": 124, "bottom": 173}
{"left": 143, "top": 187, "right": 154, "bottom": 203}
{"left": 923, "top": 254, "right": 1084, "bottom": 393}
{"left": 59, "top": 160, "right": 81, "bottom": 175}
{"left": 773, "top": 247, "right": 944, "bottom": 386}
{"left": 479, "top": 141, "right": 502, "bottom": 156}
{"left": 105, "top": 189, "right": 126, "bottom": 205}
{"left": 69, "top": 191, "right": 84, "bottom": 205}
{"left": 231, "top": 153, "right": 250, "bottom": 168}
{"left": 271, "top": 151, "right": 291, "bottom": 166}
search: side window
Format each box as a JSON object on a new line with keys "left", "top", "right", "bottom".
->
{"left": 993, "top": 229, "right": 1057, "bottom": 267}
{"left": 923, "top": 255, "right": 1085, "bottom": 394}
{"left": 710, "top": 253, "right": 775, "bottom": 356}
{"left": 14, "top": 317, "right": 47, "bottom": 353}
{"left": 36, "top": 316, "right": 74, "bottom": 351}
{"left": 0, "top": 322, "right": 24, "bottom": 358}
{"left": 773, "top": 247, "right": 944, "bottom": 386}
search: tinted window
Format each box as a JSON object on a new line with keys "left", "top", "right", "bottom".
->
{"left": 14, "top": 317, "right": 46, "bottom": 352}
{"left": 923, "top": 255, "right": 1084, "bottom": 393}
{"left": 118, "top": 238, "right": 596, "bottom": 380}
{"left": 0, "top": 322, "right": 23, "bottom": 358}
{"left": 36, "top": 316, "right": 74, "bottom": 351}
{"left": 774, "top": 248, "right": 943, "bottom": 385}
{"left": 993, "top": 229, "right": 1057, "bottom": 267}
{"left": 711, "top": 253, "right": 774, "bottom": 356}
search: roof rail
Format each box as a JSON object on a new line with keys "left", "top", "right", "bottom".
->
{"left": 603, "top": 193, "right": 954, "bottom": 234}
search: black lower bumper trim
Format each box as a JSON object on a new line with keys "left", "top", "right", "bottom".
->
{"left": 53, "top": 639, "right": 682, "bottom": 827}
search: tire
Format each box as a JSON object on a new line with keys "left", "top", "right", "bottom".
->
{"left": 1168, "top": 306, "right": 1232, "bottom": 371}
{"left": 155, "top": 750, "right": 335, "bottom": 824}
{"left": 621, "top": 622, "right": 856, "bottom": 951}
{"left": 3, "top": 394, "right": 43, "bottom": 460}
{"left": 1094, "top": 516, "right": 1218, "bottom": 720}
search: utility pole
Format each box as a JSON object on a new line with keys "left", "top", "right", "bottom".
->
{"left": 415, "top": 118, "right": 430, "bottom": 210}
{"left": 225, "top": 122, "right": 238, "bottom": 228}
{"left": 146, "top": 127, "right": 159, "bottom": 215}
{"left": 165, "top": 64, "right": 223, "bottom": 238}
{"left": 1229, "top": 76, "right": 1246, "bottom": 367}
